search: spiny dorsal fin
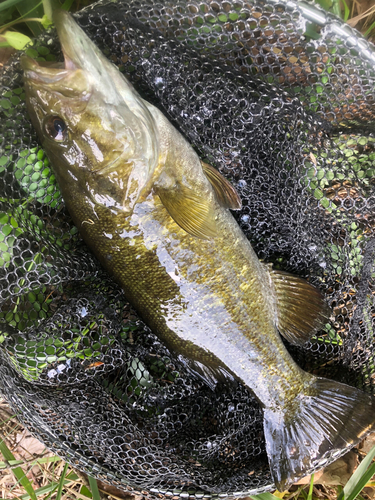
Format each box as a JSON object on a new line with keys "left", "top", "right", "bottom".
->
{"left": 201, "top": 161, "right": 242, "bottom": 210}
{"left": 270, "top": 269, "right": 330, "bottom": 345}
{"left": 157, "top": 184, "right": 217, "bottom": 239}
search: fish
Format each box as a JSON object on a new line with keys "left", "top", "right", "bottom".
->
{"left": 20, "top": 11, "right": 375, "bottom": 491}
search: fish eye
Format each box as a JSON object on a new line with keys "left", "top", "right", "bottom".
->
{"left": 44, "top": 116, "right": 68, "bottom": 142}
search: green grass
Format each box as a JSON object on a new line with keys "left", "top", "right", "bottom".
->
{"left": 315, "top": 0, "right": 375, "bottom": 41}
{"left": 249, "top": 447, "right": 375, "bottom": 500}
{"left": 0, "top": 437, "right": 38, "bottom": 500}
{"left": 0, "top": 408, "right": 104, "bottom": 499}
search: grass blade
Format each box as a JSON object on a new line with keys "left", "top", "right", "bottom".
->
{"left": 88, "top": 475, "right": 101, "bottom": 500}
{"left": 55, "top": 462, "right": 69, "bottom": 500}
{"left": 20, "top": 475, "right": 79, "bottom": 500}
{"left": 307, "top": 474, "right": 314, "bottom": 500}
{"left": 345, "top": 462, "right": 375, "bottom": 500}
{"left": 338, "top": 445, "right": 375, "bottom": 500}
{"left": 364, "top": 20, "right": 375, "bottom": 37}
{"left": 21, "top": 482, "right": 59, "bottom": 500}
{"left": 0, "top": 438, "right": 38, "bottom": 500}
{"left": 341, "top": 0, "right": 350, "bottom": 22}
{"left": 0, "top": 455, "right": 62, "bottom": 469}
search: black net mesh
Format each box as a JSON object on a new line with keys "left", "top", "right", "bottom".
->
{"left": 1, "top": 0, "right": 375, "bottom": 497}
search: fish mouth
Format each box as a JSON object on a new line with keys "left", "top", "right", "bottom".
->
{"left": 20, "top": 11, "right": 80, "bottom": 82}
{"left": 20, "top": 56, "right": 69, "bottom": 84}
{"left": 20, "top": 13, "right": 92, "bottom": 100}
{"left": 21, "top": 54, "right": 91, "bottom": 102}
{"left": 52, "top": 10, "right": 115, "bottom": 84}
{"left": 53, "top": 10, "right": 88, "bottom": 72}
{"left": 20, "top": 10, "right": 91, "bottom": 88}
{"left": 21, "top": 10, "right": 127, "bottom": 103}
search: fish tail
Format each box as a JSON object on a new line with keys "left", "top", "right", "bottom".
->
{"left": 264, "top": 377, "right": 375, "bottom": 491}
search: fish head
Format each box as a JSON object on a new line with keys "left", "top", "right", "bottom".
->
{"left": 21, "top": 10, "right": 159, "bottom": 213}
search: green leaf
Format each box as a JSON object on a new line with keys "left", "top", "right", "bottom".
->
{"left": 19, "top": 481, "right": 62, "bottom": 499}
{"left": 88, "top": 476, "right": 101, "bottom": 500}
{"left": 304, "top": 22, "right": 321, "bottom": 40}
{"left": 0, "top": 7, "right": 14, "bottom": 25}
{"left": 0, "top": 438, "right": 38, "bottom": 500}
{"left": 23, "top": 486, "right": 58, "bottom": 500}
{"left": 16, "top": 0, "right": 44, "bottom": 36}
{"left": 41, "top": 13, "right": 52, "bottom": 29}
{"left": 315, "top": 0, "right": 332, "bottom": 10}
{"left": 0, "top": 456, "right": 61, "bottom": 470}
{"left": 2, "top": 30, "right": 32, "bottom": 50}
{"left": 80, "top": 484, "right": 93, "bottom": 498}
{"left": 0, "top": 0, "right": 24, "bottom": 12}
{"left": 338, "top": 445, "right": 375, "bottom": 500}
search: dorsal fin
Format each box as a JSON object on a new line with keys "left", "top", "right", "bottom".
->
{"left": 269, "top": 268, "right": 331, "bottom": 345}
{"left": 157, "top": 184, "right": 217, "bottom": 239}
{"left": 201, "top": 162, "right": 242, "bottom": 210}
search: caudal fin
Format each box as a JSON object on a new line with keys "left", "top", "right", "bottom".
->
{"left": 264, "top": 377, "right": 375, "bottom": 491}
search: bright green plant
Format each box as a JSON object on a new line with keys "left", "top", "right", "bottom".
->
{"left": 0, "top": 433, "right": 102, "bottom": 499}
{"left": 0, "top": 0, "right": 82, "bottom": 51}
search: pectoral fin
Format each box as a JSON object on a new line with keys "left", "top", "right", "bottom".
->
{"left": 270, "top": 269, "right": 331, "bottom": 345}
{"left": 201, "top": 162, "right": 242, "bottom": 210}
{"left": 157, "top": 184, "right": 217, "bottom": 239}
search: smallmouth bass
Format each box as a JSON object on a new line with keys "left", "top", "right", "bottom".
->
{"left": 21, "top": 11, "right": 375, "bottom": 491}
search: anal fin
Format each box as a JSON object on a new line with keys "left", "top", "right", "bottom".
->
{"left": 270, "top": 269, "right": 330, "bottom": 345}
{"left": 177, "top": 355, "right": 237, "bottom": 391}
